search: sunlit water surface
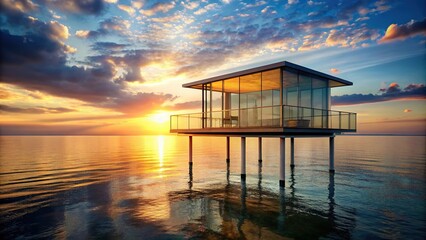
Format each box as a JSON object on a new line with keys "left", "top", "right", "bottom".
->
{"left": 0, "top": 136, "right": 425, "bottom": 239}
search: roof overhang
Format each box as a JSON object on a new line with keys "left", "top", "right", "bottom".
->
{"left": 183, "top": 61, "right": 353, "bottom": 89}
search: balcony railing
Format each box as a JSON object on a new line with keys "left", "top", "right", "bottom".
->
{"left": 170, "top": 105, "right": 356, "bottom": 131}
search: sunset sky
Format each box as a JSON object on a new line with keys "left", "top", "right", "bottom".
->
{"left": 0, "top": 0, "right": 425, "bottom": 135}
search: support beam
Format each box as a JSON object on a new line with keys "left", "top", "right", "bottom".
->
{"left": 279, "top": 137, "right": 285, "bottom": 187}
{"left": 258, "top": 137, "right": 262, "bottom": 163}
{"left": 241, "top": 137, "right": 246, "bottom": 180}
{"left": 189, "top": 136, "right": 193, "bottom": 166}
{"left": 188, "top": 161, "right": 193, "bottom": 189}
{"left": 329, "top": 136, "right": 335, "bottom": 173}
{"left": 290, "top": 137, "right": 295, "bottom": 168}
{"left": 226, "top": 136, "right": 230, "bottom": 163}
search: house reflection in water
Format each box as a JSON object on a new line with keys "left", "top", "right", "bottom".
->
{"left": 166, "top": 167, "right": 355, "bottom": 239}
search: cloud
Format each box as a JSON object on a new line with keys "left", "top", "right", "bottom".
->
{"left": 181, "top": 1, "right": 199, "bottom": 10}
{"left": 379, "top": 18, "right": 426, "bottom": 43}
{"left": 330, "top": 68, "right": 339, "bottom": 74}
{"left": 307, "top": 0, "right": 324, "bottom": 6}
{"left": 75, "top": 16, "right": 130, "bottom": 39}
{"left": 0, "top": 29, "right": 177, "bottom": 116}
{"left": 194, "top": 3, "right": 218, "bottom": 15}
{"left": 117, "top": 4, "right": 135, "bottom": 16}
{"left": 332, "top": 83, "right": 426, "bottom": 105}
{"left": 261, "top": 6, "right": 276, "bottom": 14}
{"left": 326, "top": 29, "right": 348, "bottom": 46}
{"left": 288, "top": 0, "right": 299, "bottom": 5}
{"left": 325, "top": 27, "right": 379, "bottom": 47}
{"left": 44, "top": 0, "right": 107, "bottom": 15}
{"left": 99, "top": 92, "right": 176, "bottom": 116}
{"left": 243, "top": 1, "right": 266, "bottom": 8}
{"left": 404, "top": 109, "right": 412, "bottom": 113}
{"left": 91, "top": 41, "right": 130, "bottom": 53}
{"left": 0, "top": 0, "right": 38, "bottom": 13}
{"left": 0, "top": 104, "right": 76, "bottom": 114}
{"left": 140, "top": 1, "right": 175, "bottom": 16}
{"left": 166, "top": 100, "right": 201, "bottom": 111}
{"left": 0, "top": 0, "right": 187, "bottom": 118}
{"left": 131, "top": 0, "right": 144, "bottom": 9}
{"left": 0, "top": 88, "right": 12, "bottom": 99}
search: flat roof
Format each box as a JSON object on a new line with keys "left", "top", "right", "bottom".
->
{"left": 183, "top": 61, "right": 353, "bottom": 88}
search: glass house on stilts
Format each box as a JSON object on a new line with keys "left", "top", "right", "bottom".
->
{"left": 170, "top": 61, "right": 357, "bottom": 186}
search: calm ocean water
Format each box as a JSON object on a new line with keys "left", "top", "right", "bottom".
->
{"left": 0, "top": 135, "right": 424, "bottom": 239}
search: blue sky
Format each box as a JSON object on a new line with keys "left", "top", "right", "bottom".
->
{"left": 0, "top": 0, "right": 425, "bottom": 135}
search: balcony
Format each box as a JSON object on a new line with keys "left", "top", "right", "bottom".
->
{"left": 170, "top": 105, "right": 356, "bottom": 135}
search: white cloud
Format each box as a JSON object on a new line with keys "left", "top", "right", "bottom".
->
{"left": 118, "top": 4, "right": 136, "bottom": 16}
{"left": 75, "top": 30, "right": 90, "bottom": 38}
{"left": 194, "top": 3, "right": 218, "bottom": 15}
{"left": 140, "top": 2, "right": 175, "bottom": 16}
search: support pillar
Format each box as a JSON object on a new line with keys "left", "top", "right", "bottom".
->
{"left": 258, "top": 137, "right": 262, "bottom": 163}
{"left": 189, "top": 136, "right": 193, "bottom": 166}
{"left": 241, "top": 137, "right": 246, "bottom": 180}
{"left": 329, "top": 136, "right": 335, "bottom": 173}
{"left": 226, "top": 136, "right": 230, "bottom": 163}
{"left": 279, "top": 137, "right": 285, "bottom": 187}
{"left": 290, "top": 137, "right": 295, "bottom": 168}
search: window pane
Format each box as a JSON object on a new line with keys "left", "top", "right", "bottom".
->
{"left": 283, "top": 70, "right": 298, "bottom": 106}
{"left": 312, "top": 77, "right": 328, "bottom": 110}
{"left": 287, "top": 90, "right": 298, "bottom": 106}
{"left": 240, "top": 73, "right": 261, "bottom": 93}
{"left": 223, "top": 77, "right": 239, "bottom": 93}
{"left": 299, "top": 74, "right": 311, "bottom": 108}
{"left": 231, "top": 93, "right": 239, "bottom": 109}
{"left": 262, "top": 90, "right": 272, "bottom": 107}
{"left": 262, "top": 69, "right": 280, "bottom": 90}
{"left": 272, "top": 90, "right": 280, "bottom": 106}
{"left": 212, "top": 91, "right": 222, "bottom": 111}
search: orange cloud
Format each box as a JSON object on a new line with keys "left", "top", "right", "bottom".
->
{"left": 379, "top": 19, "right": 426, "bottom": 43}
{"left": 0, "top": 88, "right": 11, "bottom": 99}
{"left": 330, "top": 68, "right": 340, "bottom": 74}
{"left": 404, "top": 109, "right": 412, "bottom": 113}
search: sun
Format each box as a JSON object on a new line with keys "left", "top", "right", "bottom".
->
{"left": 149, "top": 112, "right": 169, "bottom": 124}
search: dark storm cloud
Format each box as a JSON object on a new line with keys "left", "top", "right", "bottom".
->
{"left": 0, "top": 104, "right": 76, "bottom": 114}
{"left": 0, "top": 29, "right": 176, "bottom": 115}
{"left": 331, "top": 83, "right": 426, "bottom": 105}
{"left": 0, "top": 28, "right": 121, "bottom": 102}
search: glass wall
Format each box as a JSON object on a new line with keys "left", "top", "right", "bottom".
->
{"left": 200, "top": 67, "right": 330, "bottom": 129}
{"left": 282, "top": 68, "right": 330, "bottom": 128}
{"left": 201, "top": 68, "right": 282, "bottom": 128}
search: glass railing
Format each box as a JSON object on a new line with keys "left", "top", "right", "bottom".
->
{"left": 170, "top": 105, "right": 356, "bottom": 131}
